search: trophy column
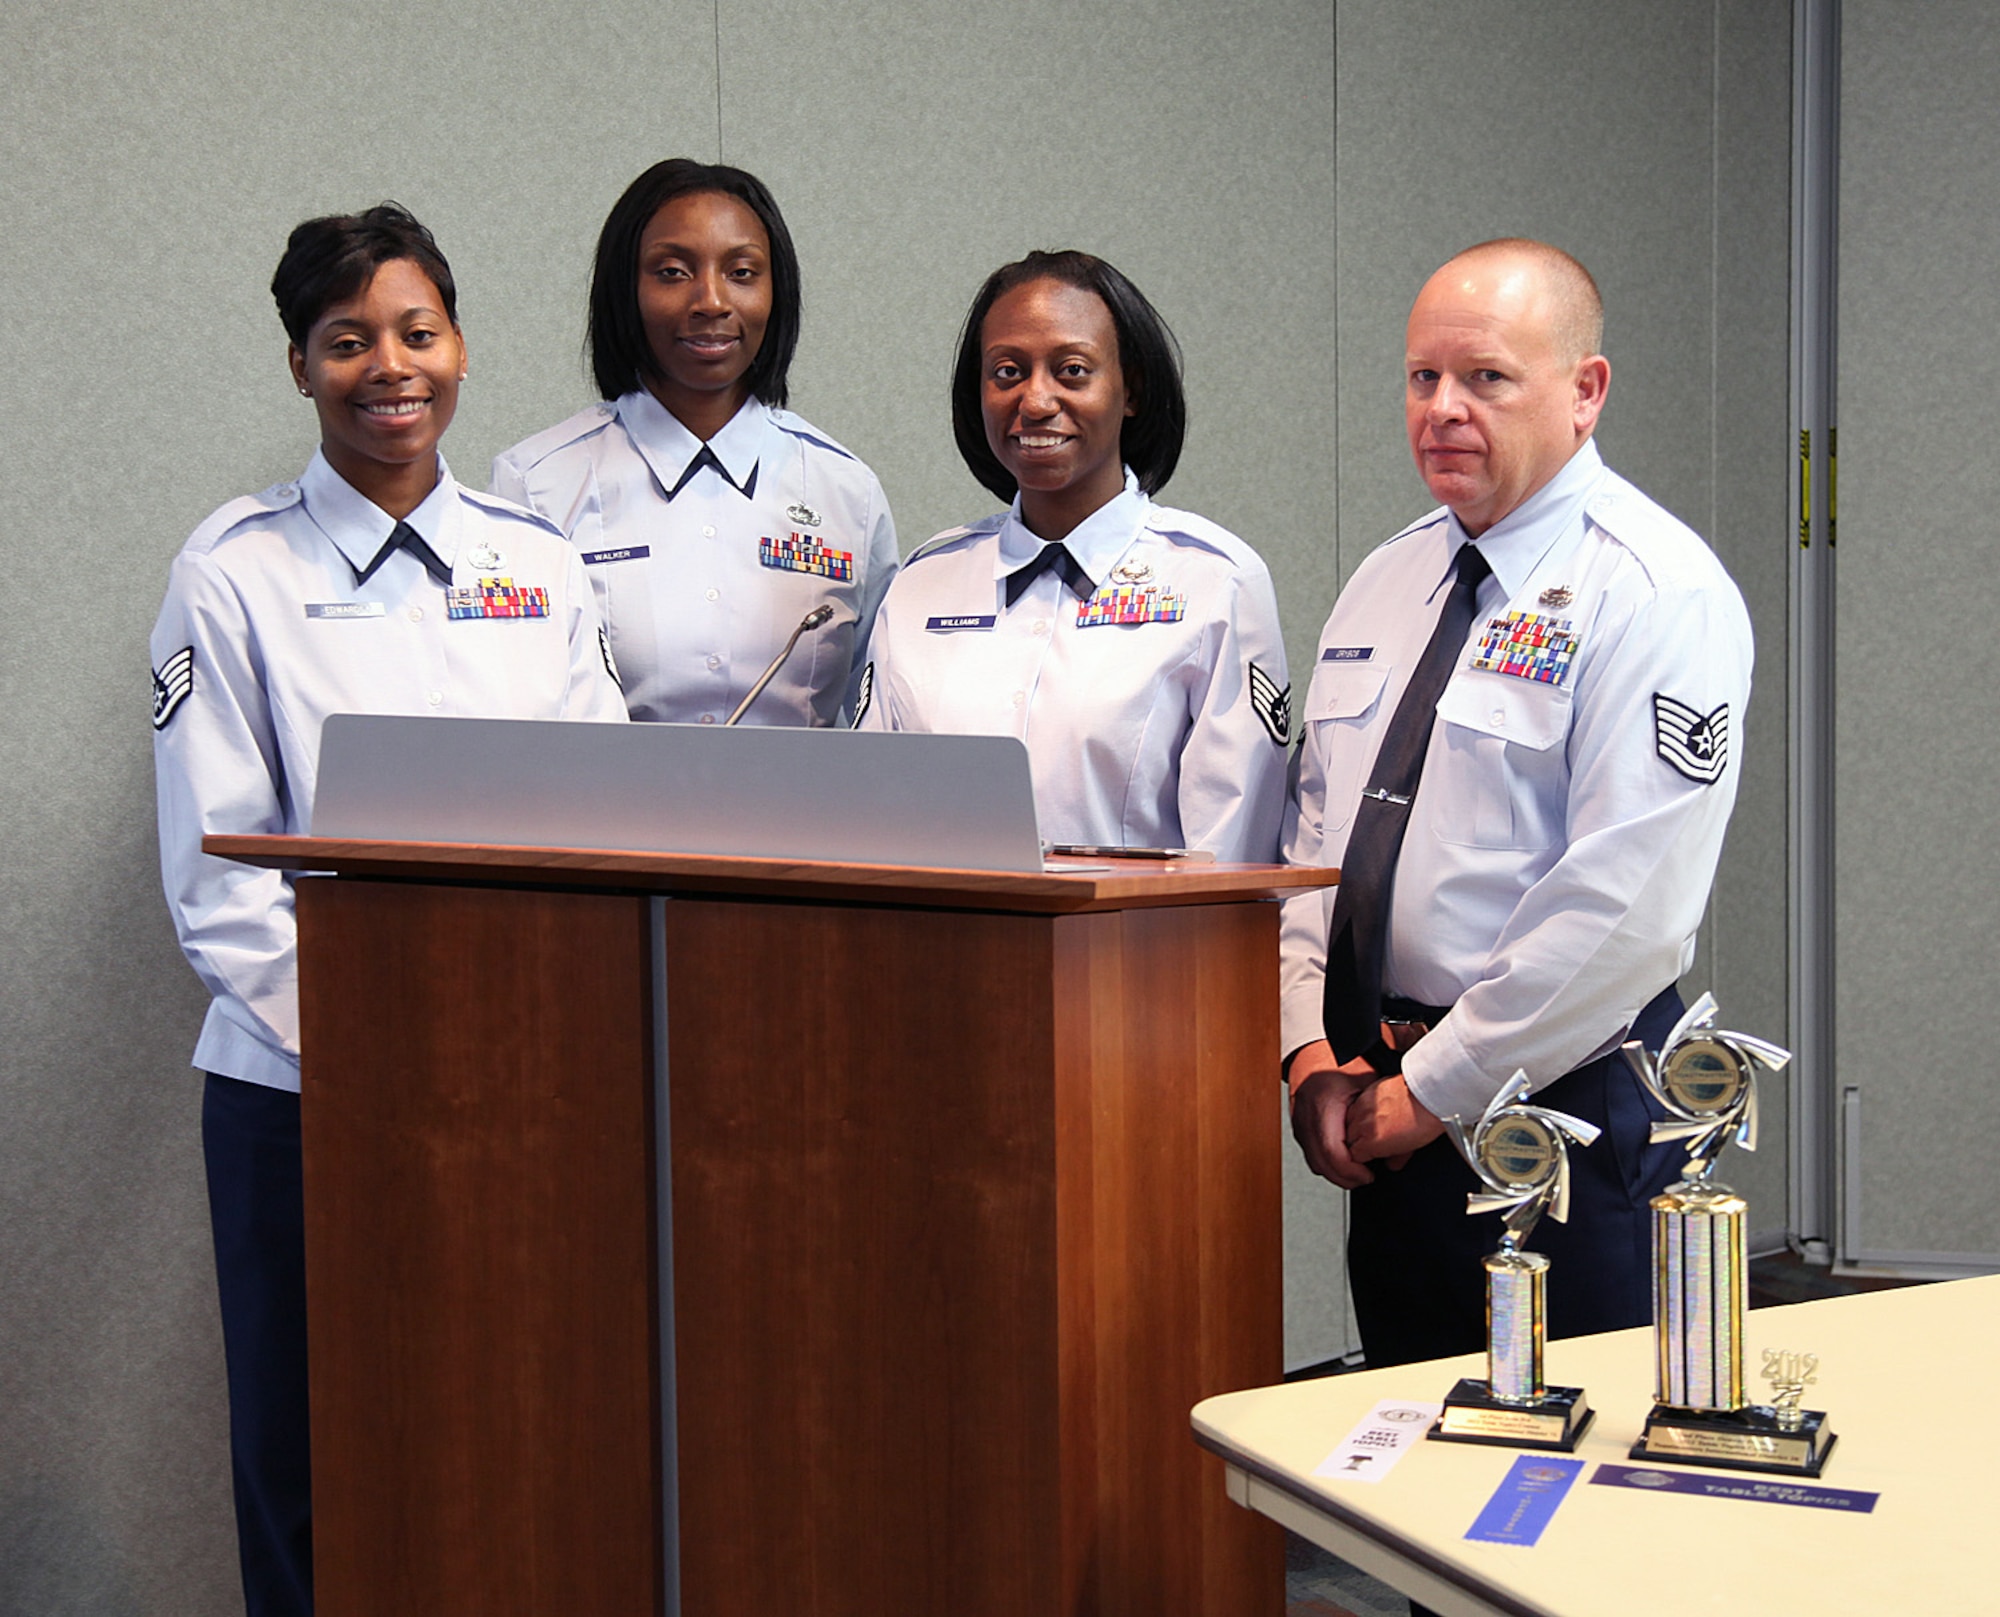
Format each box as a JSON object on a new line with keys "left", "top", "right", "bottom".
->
{"left": 1624, "top": 998, "right": 1836, "bottom": 1476}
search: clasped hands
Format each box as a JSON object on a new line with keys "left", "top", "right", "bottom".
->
{"left": 1287, "top": 1033, "right": 1446, "bottom": 1189}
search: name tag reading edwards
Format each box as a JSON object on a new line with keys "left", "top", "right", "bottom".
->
{"left": 926, "top": 614, "right": 997, "bottom": 632}
{"left": 581, "top": 545, "right": 651, "bottom": 566}
{"left": 305, "top": 602, "right": 386, "bottom": 620}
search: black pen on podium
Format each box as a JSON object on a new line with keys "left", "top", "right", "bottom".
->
{"left": 724, "top": 604, "right": 836, "bottom": 726}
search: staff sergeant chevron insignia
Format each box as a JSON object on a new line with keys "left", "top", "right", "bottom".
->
{"left": 1653, "top": 692, "right": 1729, "bottom": 784}
{"left": 152, "top": 647, "right": 194, "bottom": 731}
{"left": 1249, "top": 661, "right": 1292, "bottom": 746}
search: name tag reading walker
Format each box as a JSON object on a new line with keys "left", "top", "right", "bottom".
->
{"left": 926, "top": 614, "right": 997, "bottom": 632}
{"left": 581, "top": 545, "right": 650, "bottom": 566}
{"left": 305, "top": 602, "right": 386, "bottom": 620}
{"left": 447, "top": 577, "right": 550, "bottom": 620}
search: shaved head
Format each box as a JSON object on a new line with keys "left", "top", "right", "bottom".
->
{"left": 1443, "top": 238, "right": 1604, "bottom": 363}
{"left": 1403, "top": 239, "right": 1612, "bottom": 535}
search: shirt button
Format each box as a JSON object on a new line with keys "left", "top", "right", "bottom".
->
{"left": 706, "top": 654, "right": 721, "bottom": 670}
{"left": 426, "top": 691, "right": 443, "bottom": 707}
{"left": 698, "top": 713, "right": 716, "bottom": 725}
{"left": 1032, "top": 619, "right": 1049, "bottom": 637}
{"left": 1490, "top": 709, "right": 1505, "bottom": 726}
{"left": 407, "top": 607, "right": 423, "bottom": 622}
{"left": 706, "top": 588, "right": 720, "bottom": 602}
{"left": 702, "top": 525, "right": 717, "bottom": 538}
{"left": 1011, "top": 691, "right": 1026, "bottom": 708}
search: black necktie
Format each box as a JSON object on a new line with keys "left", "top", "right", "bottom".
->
{"left": 1005, "top": 542, "right": 1095, "bottom": 607}
{"left": 355, "top": 520, "right": 453, "bottom": 588}
{"left": 1321, "top": 542, "right": 1492, "bottom": 1061}
{"left": 665, "top": 445, "right": 758, "bottom": 501}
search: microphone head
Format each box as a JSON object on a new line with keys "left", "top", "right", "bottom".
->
{"left": 800, "top": 604, "right": 835, "bottom": 630}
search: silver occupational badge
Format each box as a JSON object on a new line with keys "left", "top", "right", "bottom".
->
{"left": 1538, "top": 585, "right": 1573, "bottom": 609}
{"left": 1111, "top": 559, "right": 1153, "bottom": 584}
{"left": 467, "top": 543, "right": 504, "bottom": 571}
{"left": 786, "top": 501, "right": 821, "bottom": 528}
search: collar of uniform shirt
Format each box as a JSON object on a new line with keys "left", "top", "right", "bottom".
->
{"left": 618, "top": 385, "right": 767, "bottom": 501}
{"left": 993, "top": 467, "right": 1147, "bottom": 590}
{"left": 302, "top": 447, "right": 460, "bottom": 580}
{"left": 1441, "top": 437, "right": 1611, "bottom": 605}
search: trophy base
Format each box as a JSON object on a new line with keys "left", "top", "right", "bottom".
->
{"left": 1426, "top": 1378, "right": 1595, "bottom": 1452}
{"left": 1629, "top": 1404, "right": 1837, "bottom": 1476}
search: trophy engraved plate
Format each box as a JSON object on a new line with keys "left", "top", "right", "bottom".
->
{"left": 1624, "top": 997, "right": 1836, "bottom": 1476}
{"left": 1428, "top": 1071, "right": 1599, "bottom": 1452}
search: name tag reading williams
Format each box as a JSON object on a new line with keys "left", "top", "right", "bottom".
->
{"left": 581, "top": 545, "right": 651, "bottom": 566}
{"left": 926, "top": 614, "right": 997, "bottom": 632}
{"left": 305, "top": 602, "right": 386, "bottom": 620}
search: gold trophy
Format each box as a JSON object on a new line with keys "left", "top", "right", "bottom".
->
{"left": 1624, "top": 994, "right": 1835, "bottom": 1475}
{"left": 1428, "top": 1070, "right": 1600, "bottom": 1451}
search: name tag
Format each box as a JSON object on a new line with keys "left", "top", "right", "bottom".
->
{"left": 1323, "top": 646, "right": 1373, "bottom": 662}
{"left": 447, "top": 577, "right": 550, "bottom": 620}
{"left": 581, "top": 545, "right": 650, "bottom": 566}
{"left": 305, "top": 602, "right": 385, "bottom": 620}
{"left": 927, "top": 614, "right": 996, "bottom": 631}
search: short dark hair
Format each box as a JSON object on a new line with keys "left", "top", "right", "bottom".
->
{"left": 951, "top": 250, "right": 1187, "bottom": 503}
{"left": 587, "top": 159, "right": 802, "bottom": 408}
{"left": 271, "top": 203, "right": 457, "bottom": 347}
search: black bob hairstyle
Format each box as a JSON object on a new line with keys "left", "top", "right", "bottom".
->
{"left": 587, "top": 159, "right": 802, "bottom": 409}
{"left": 271, "top": 202, "right": 457, "bottom": 347}
{"left": 951, "top": 250, "right": 1187, "bottom": 504}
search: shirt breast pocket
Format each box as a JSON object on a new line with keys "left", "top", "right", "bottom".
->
{"left": 1305, "top": 660, "right": 1392, "bottom": 834}
{"left": 1434, "top": 675, "right": 1571, "bottom": 850}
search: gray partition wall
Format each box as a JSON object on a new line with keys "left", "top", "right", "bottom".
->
{"left": 1836, "top": 1, "right": 2000, "bottom": 1270}
{"left": 1, "top": 1, "right": 1793, "bottom": 1607}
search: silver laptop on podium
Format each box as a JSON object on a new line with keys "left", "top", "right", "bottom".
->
{"left": 311, "top": 715, "right": 1045, "bottom": 874}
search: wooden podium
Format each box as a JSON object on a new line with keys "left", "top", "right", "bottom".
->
{"left": 210, "top": 835, "right": 1335, "bottom": 1617}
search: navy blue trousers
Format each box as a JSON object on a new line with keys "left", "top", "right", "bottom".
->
{"left": 1346, "top": 987, "right": 1684, "bottom": 1370}
{"left": 203, "top": 1073, "right": 314, "bottom": 1617}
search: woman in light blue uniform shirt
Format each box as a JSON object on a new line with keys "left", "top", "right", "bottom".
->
{"left": 493, "top": 160, "right": 898, "bottom": 726}
{"left": 857, "top": 251, "right": 1289, "bottom": 863}
{"left": 152, "top": 203, "right": 625, "bottom": 1617}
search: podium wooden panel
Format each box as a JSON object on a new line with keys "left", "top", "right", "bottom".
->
{"left": 216, "top": 836, "right": 1335, "bottom": 1617}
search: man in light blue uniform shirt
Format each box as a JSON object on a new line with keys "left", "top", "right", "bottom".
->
{"left": 1282, "top": 239, "right": 1753, "bottom": 1372}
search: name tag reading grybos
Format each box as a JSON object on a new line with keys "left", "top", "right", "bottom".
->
{"left": 305, "top": 601, "right": 386, "bottom": 620}
{"left": 759, "top": 532, "right": 854, "bottom": 582}
{"left": 446, "top": 577, "right": 550, "bottom": 620}
{"left": 581, "top": 545, "right": 650, "bottom": 566}
{"left": 1471, "top": 611, "right": 1579, "bottom": 686}
{"left": 1076, "top": 584, "right": 1186, "bottom": 627}
{"left": 926, "top": 614, "right": 997, "bottom": 632}
{"left": 1323, "top": 646, "right": 1373, "bottom": 662}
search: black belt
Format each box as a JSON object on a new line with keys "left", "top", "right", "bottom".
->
{"left": 1368, "top": 995, "right": 1452, "bottom": 1076}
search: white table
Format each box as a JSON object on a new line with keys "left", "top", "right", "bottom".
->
{"left": 1192, "top": 1274, "right": 1999, "bottom": 1616}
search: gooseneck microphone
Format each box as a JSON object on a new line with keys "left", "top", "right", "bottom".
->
{"left": 724, "top": 604, "right": 835, "bottom": 726}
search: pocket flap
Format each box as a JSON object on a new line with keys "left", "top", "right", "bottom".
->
{"left": 1436, "top": 672, "right": 1569, "bottom": 751}
{"left": 1305, "top": 660, "right": 1391, "bottom": 723}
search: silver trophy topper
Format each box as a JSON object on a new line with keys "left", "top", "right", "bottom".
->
{"left": 1622, "top": 991, "right": 1790, "bottom": 1181}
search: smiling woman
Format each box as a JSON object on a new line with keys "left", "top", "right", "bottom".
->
{"left": 491, "top": 160, "right": 899, "bottom": 729}
{"left": 149, "top": 202, "right": 629, "bottom": 1617}
{"left": 855, "top": 250, "right": 1291, "bottom": 863}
